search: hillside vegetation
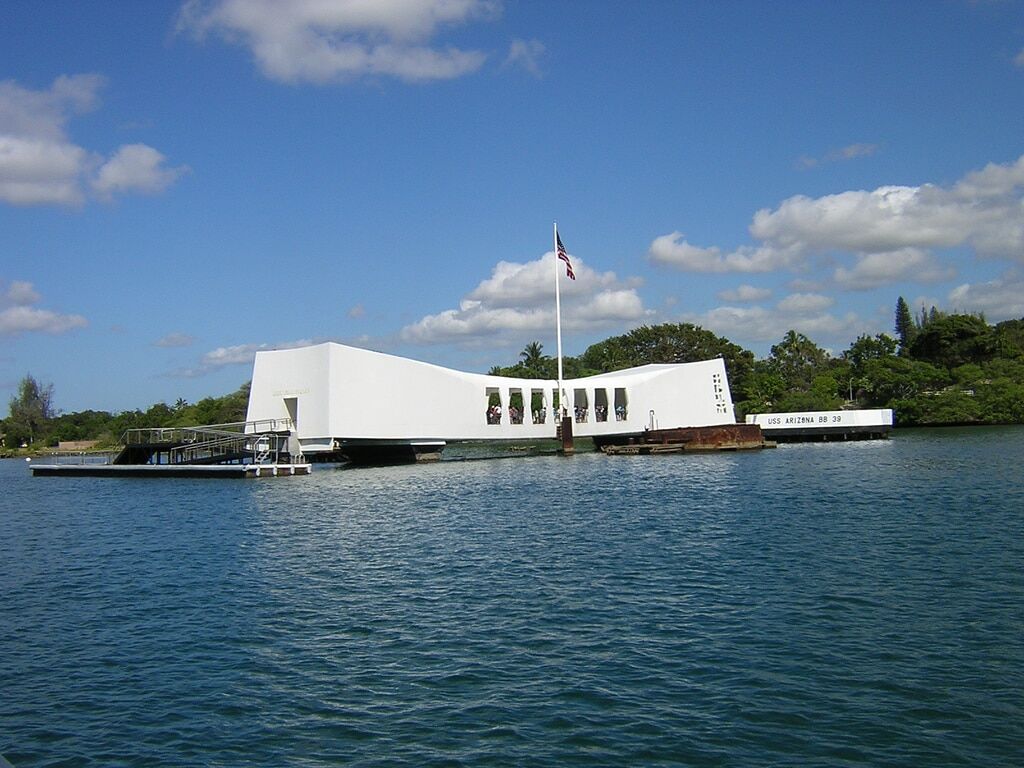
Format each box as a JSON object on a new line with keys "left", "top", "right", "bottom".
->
{"left": 490, "top": 299, "right": 1024, "bottom": 426}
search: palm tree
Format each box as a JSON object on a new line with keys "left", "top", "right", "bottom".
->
{"left": 519, "top": 341, "right": 545, "bottom": 375}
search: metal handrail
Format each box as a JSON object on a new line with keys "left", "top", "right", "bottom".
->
{"left": 171, "top": 434, "right": 253, "bottom": 464}
{"left": 120, "top": 418, "right": 293, "bottom": 447}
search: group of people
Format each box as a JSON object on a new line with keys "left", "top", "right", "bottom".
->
{"left": 486, "top": 404, "right": 527, "bottom": 425}
{"left": 486, "top": 403, "right": 627, "bottom": 425}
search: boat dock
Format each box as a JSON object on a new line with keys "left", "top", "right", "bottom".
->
{"left": 30, "top": 420, "right": 311, "bottom": 478}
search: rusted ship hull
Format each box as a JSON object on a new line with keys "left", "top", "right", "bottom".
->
{"left": 595, "top": 423, "right": 773, "bottom": 454}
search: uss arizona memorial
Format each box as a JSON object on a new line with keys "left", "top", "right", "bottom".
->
{"left": 31, "top": 339, "right": 891, "bottom": 476}
{"left": 245, "top": 342, "right": 737, "bottom": 462}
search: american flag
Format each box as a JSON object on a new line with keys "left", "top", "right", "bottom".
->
{"left": 556, "top": 233, "right": 575, "bottom": 280}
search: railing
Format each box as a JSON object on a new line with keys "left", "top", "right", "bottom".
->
{"left": 118, "top": 419, "right": 298, "bottom": 466}
{"left": 120, "top": 419, "right": 293, "bottom": 447}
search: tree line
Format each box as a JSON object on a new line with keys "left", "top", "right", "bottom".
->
{"left": 490, "top": 297, "right": 1024, "bottom": 426}
{"left": 2, "top": 381, "right": 250, "bottom": 452}
{"left": 5, "top": 295, "right": 1024, "bottom": 451}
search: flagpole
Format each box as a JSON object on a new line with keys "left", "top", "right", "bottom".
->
{"left": 553, "top": 221, "right": 565, "bottom": 418}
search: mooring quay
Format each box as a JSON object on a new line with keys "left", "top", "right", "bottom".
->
{"left": 29, "top": 420, "right": 310, "bottom": 478}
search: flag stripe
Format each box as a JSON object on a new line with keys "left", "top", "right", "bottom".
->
{"left": 555, "top": 233, "right": 576, "bottom": 280}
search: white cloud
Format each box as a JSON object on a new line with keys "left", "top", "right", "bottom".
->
{"left": 467, "top": 252, "right": 627, "bottom": 309}
{"left": 92, "top": 144, "right": 189, "bottom": 199}
{"left": 749, "top": 185, "right": 973, "bottom": 253}
{"left": 0, "top": 279, "right": 87, "bottom": 336}
{"left": 1015, "top": 48, "right": 1024, "bottom": 68}
{"left": 716, "top": 284, "right": 771, "bottom": 302}
{"left": 648, "top": 232, "right": 801, "bottom": 273}
{"left": 651, "top": 154, "right": 1024, "bottom": 284}
{"left": 504, "top": 38, "right": 545, "bottom": 77}
{"left": 178, "top": 0, "right": 496, "bottom": 83}
{"left": 155, "top": 332, "right": 196, "bottom": 348}
{"left": 0, "top": 73, "right": 103, "bottom": 139}
{"left": 0, "top": 136, "right": 91, "bottom": 205}
{"left": 682, "top": 291, "right": 866, "bottom": 348}
{"left": 833, "top": 248, "right": 955, "bottom": 290}
{"left": 686, "top": 301, "right": 865, "bottom": 347}
{"left": 401, "top": 251, "right": 652, "bottom": 344}
{"left": 0, "top": 75, "right": 185, "bottom": 207}
{"left": 948, "top": 275, "right": 1024, "bottom": 321}
{"left": 751, "top": 160, "right": 1024, "bottom": 258}
{"left": 798, "top": 142, "right": 880, "bottom": 169}
{"left": 776, "top": 292, "right": 834, "bottom": 314}
{"left": 175, "top": 337, "right": 314, "bottom": 377}
{"left": 4, "top": 280, "right": 40, "bottom": 305}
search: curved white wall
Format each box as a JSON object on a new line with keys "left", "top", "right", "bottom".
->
{"left": 246, "top": 342, "right": 736, "bottom": 451}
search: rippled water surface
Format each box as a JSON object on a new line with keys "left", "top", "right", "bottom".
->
{"left": 2, "top": 427, "right": 1023, "bottom": 766}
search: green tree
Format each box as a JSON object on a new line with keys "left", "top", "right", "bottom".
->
{"left": 578, "top": 323, "right": 755, "bottom": 400}
{"left": 767, "top": 330, "right": 830, "bottom": 392}
{"left": 773, "top": 373, "right": 844, "bottom": 413}
{"left": 517, "top": 341, "right": 551, "bottom": 378}
{"left": 993, "top": 318, "right": 1024, "bottom": 360}
{"left": 909, "top": 314, "right": 995, "bottom": 369}
{"left": 859, "top": 356, "right": 949, "bottom": 406}
{"left": 844, "top": 333, "right": 898, "bottom": 373}
{"left": 735, "top": 363, "right": 786, "bottom": 417}
{"left": 5, "top": 374, "right": 56, "bottom": 448}
{"left": 895, "top": 296, "right": 916, "bottom": 355}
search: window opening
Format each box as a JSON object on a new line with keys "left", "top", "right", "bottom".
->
{"left": 509, "top": 388, "right": 524, "bottom": 424}
{"left": 531, "top": 389, "right": 547, "bottom": 424}
{"left": 486, "top": 387, "right": 503, "bottom": 425}
{"left": 614, "top": 388, "right": 628, "bottom": 421}
{"left": 573, "top": 388, "right": 589, "bottom": 423}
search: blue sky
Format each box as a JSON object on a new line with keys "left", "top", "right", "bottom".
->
{"left": 2, "top": 0, "right": 1024, "bottom": 413}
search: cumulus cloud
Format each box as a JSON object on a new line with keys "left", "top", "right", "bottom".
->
{"left": 401, "top": 251, "right": 652, "bottom": 345}
{"left": 0, "top": 75, "right": 186, "bottom": 207}
{"left": 0, "top": 279, "right": 87, "bottom": 336}
{"left": 92, "top": 144, "right": 189, "bottom": 199}
{"left": 648, "top": 232, "right": 801, "bottom": 273}
{"left": 178, "top": 0, "right": 496, "bottom": 83}
{"left": 650, "top": 154, "right": 1024, "bottom": 285}
{"left": 948, "top": 274, "right": 1024, "bottom": 321}
{"left": 716, "top": 284, "right": 771, "bottom": 302}
{"left": 834, "top": 248, "right": 955, "bottom": 290}
{"left": 685, "top": 296, "right": 864, "bottom": 347}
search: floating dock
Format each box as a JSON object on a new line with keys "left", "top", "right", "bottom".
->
{"left": 30, "top": 420, "right": 310, "bottom": 478}
{"left": 28, "top": 462, "right": 310, "bottom": 478}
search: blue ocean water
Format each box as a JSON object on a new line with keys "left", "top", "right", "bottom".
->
{"left": 2, "top": 427, "right": 1023, "bottom": 767}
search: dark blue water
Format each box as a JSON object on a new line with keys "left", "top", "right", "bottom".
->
{"left": 2, "top": 427, "right": 1023, "bottom": 767}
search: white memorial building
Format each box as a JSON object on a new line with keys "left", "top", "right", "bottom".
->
{"left": 245, "top": 342, "right": 738, "bottom": 462}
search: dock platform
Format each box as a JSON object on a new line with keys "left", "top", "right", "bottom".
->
{"left": 29, "top": 462, "right": 311, "bottom": 478}
{"left": 30, "top": 419, "right": 310, "bottom": 478}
